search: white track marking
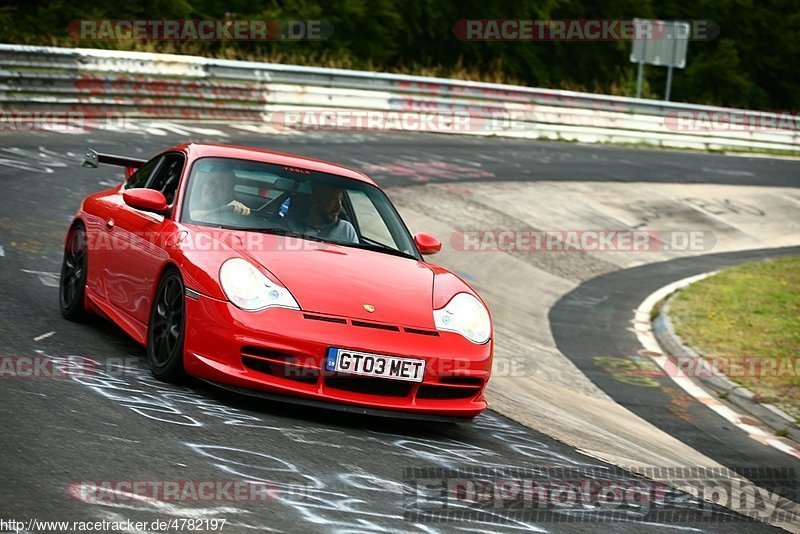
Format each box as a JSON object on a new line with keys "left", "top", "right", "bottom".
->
{"left": 230, "top": 122, "right": 300, "bottom": 135}
{"left": 38, "top": 124, "right": 89, "bottom": 135}
{"left": 723, "top": 152, "right": 800, "bottom": 161}
{"left": 700, "top": 166, "right": 754, "bottom": 177}
{"left": 0, "top": 245, "right": 4, "bottom": 256}
{"left": 33, "top": 331, "right": 55, "bottom": 342}
{"left": 21, "top": 269, "right": 60, "bottom": 287}
{"left": 634, "top": 272, "right": 800, "bottom": 459}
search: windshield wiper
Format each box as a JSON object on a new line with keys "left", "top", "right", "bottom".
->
{"left": 340, "top": 241, "right": 418, "bottom": 260}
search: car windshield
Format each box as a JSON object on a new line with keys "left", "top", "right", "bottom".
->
{"left": 180, "top": 156, "right": 419, "bottom": 258}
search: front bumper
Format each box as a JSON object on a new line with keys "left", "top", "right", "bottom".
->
{"left": 183, "top": 294, "right": 492, "bottom": 418}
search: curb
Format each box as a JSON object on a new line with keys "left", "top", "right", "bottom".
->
{"left": 652, "top": 291, "right": 800, "bottom": 444}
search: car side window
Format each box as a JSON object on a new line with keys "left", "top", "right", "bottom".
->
{"left": 347, "top": 189, "right": 395, "bottom": 247}
{"left": 148, "top": 153, "right": 185, "bottom": 204}
{"left": 125, "top": 156, "right": 161, "bottom": 190}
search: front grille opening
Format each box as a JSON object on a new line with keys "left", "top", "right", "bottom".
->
{"left": 417, "top": 385, "right": 480, "bottom": 400}
{"left": 241, "top": 353, "right": 319, "bottom": 385}
{"left": 351, "top": 321, "right": 400, "bottom": 332}
{"left": 303, "top": 314, "right": 347, "bottom": 324}
{"left": 242, "top": 356, "right": 319, "bottom": 384}
{"left": 325, "top": 376, "right": 412, "bottom": 397}
{"left": 403, "top": 327, "right": 440, "bottom": 337}
{"left": 439, "top": 376, "right": 484, "bottom": 387}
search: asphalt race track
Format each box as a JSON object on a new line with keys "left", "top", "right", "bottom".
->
{"left": 1, "top": 125, "right": 799, "bottom": 532}
{"left": 550, "top": 246, "right": 800, "bottom": 501}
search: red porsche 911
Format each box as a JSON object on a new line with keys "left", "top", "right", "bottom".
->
{"left": 61, "top": 143, "right": 492, "bottom": 420}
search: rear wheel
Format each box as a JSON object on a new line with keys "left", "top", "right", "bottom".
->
{"left": 147, "top": 269, "right": 187, "bottom": 381}
{"left": 59, "top": 224, "right": 89, "bottom": 321}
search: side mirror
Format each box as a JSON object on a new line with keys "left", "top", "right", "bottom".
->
{"left": 414, "top": 232, "right": 442, "bottom": 255}
{"left": 123, "top": 188, "right": 167, "bottom": 214}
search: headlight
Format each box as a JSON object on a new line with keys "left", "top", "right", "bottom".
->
{"left": 433, "top": 293, "right": 491, "bottom": 344}
{"left": 219, "top": 258, "right": 299, "bottom": 311}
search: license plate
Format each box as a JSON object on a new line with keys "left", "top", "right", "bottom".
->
{"left": 325, "top": 348, "right": 425, "bottom": 382}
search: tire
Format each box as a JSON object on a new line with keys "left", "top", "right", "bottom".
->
{"left": 147, "top": 269, "right": 187, "bottom": 381}
{"left": 59, "top": 224, "right": 89, "bottom": 321}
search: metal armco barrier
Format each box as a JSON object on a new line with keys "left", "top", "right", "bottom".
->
{"left": 1, "top": 43, "right": 798, "bottom": 153}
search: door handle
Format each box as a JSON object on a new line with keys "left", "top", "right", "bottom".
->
{"left": 106, "top": 218, "right": 115, "bottom": 229}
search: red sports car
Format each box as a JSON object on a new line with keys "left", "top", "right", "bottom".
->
{"left": 61, "top": 143, "right": 492, "bottom": 420}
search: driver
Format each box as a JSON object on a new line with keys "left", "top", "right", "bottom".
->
{"left": 285, "top": 182, "right": 357, "bottom": 243}
{"left": 191, "top": 169, "right": 251, "bottom": 219}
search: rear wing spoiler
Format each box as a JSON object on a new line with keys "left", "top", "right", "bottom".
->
{"left": 82, "top": 148, "right": 146, "bottom": 170}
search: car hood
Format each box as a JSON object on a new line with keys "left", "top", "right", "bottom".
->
{"left": 225, "top": 231, "right": 436, "bottom": 327}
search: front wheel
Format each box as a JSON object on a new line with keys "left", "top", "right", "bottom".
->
{"left": 60, "top": 224, "right": 89, "bottom": 321}
{"left": 147, "top": 269, "right": 187, "bottom": 381}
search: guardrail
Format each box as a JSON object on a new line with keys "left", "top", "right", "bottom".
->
{"left": 1, "top": 43, "right": 797, "bottom": 153}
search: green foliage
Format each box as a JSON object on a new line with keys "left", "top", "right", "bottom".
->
{"left": 677, "top": 39, "right": 768, "bottom": 108}
{"left": 3, "top": 0, "right": 797, "bottom": 109}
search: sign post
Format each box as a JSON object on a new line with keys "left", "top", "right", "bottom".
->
{"left": 630, "top": 19, "right": 690, "bottom": 101}
{"left": 635, "top": 37, "right": 647, "bottom": 98}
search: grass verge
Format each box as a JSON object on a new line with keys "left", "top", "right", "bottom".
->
{"left": 668, "top": 256, "right": 800, "bottom": 419}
